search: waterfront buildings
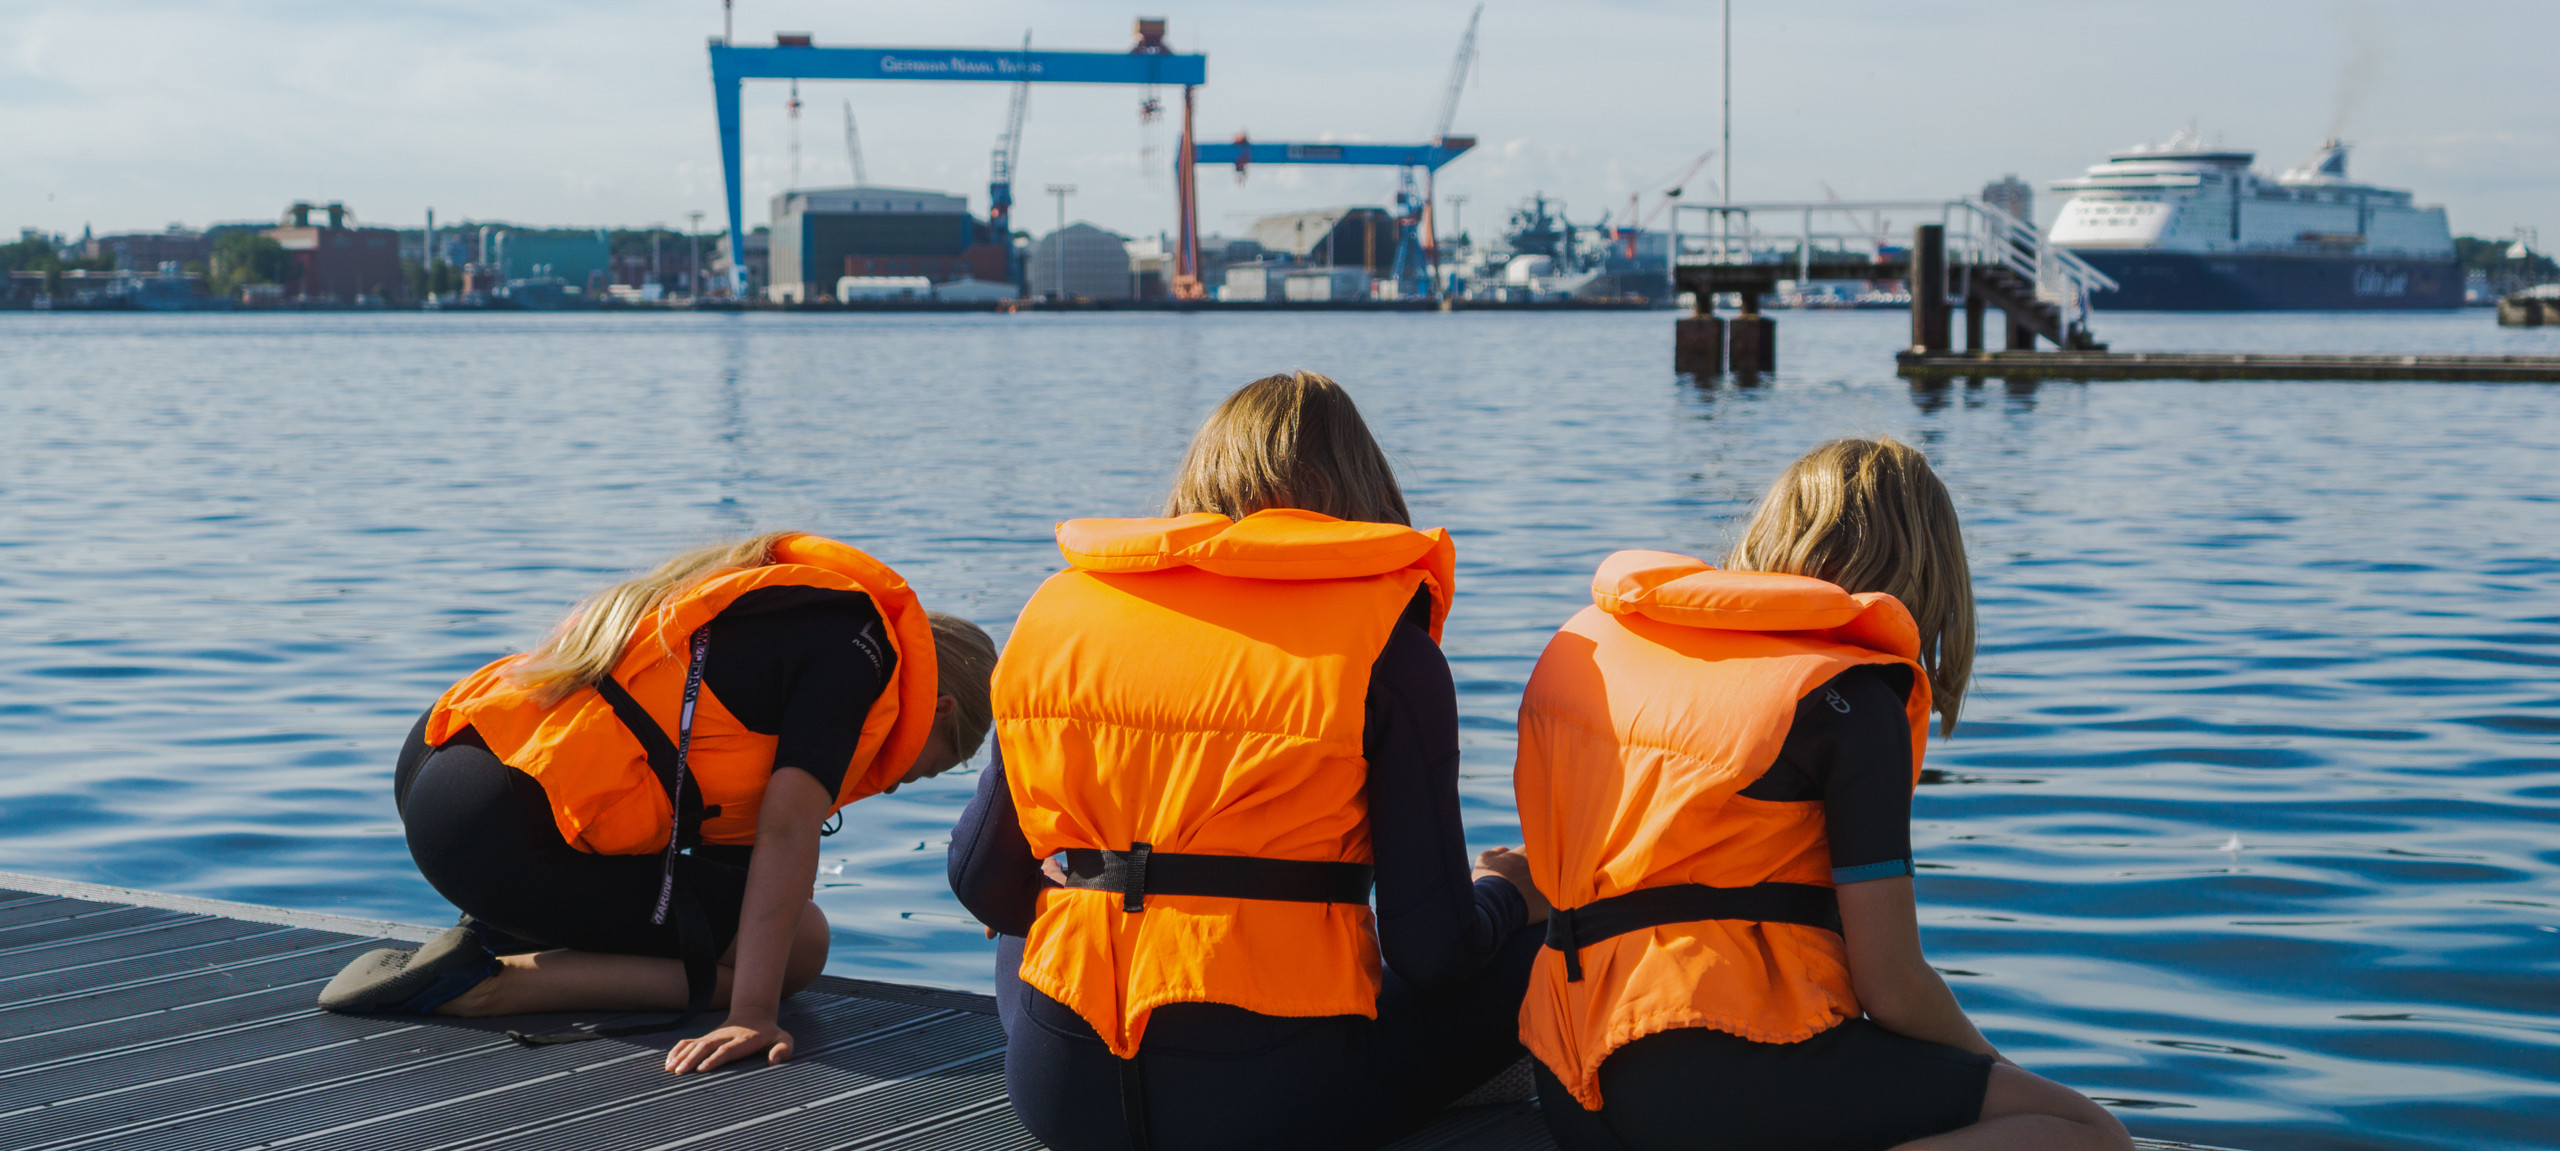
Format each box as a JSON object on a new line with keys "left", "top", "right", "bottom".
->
{"left": 481, "top": 228, "right": 612, "bottom": 290}
{"left": 767, "top": 186, "right": 1012, "bottom": 304}
{"left": 86, "top": 226, "right": 214, "bottom": 272}
{"left": 265, "top": 202, "right": 404, "bottom": 304}
{"left": 1250, "top": 208, "right": 1405, "bottom": 282}
{"left": 1027, "top": 223, "right": 1137, "bottom": 301}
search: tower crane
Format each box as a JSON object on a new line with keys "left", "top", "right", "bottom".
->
{"left": 1429, "top": 5, "right": 1480, "bottom": 143}
{"left": 1413, "top": 3, "right": 1482, "bottom": 286}
{"left": 1819, "top": 180, "right": 1895, "bottom": 259}
{"left": 987, "top": 32, "right": 1033, "bottom": 286}
{"left": 1621, "top": 150, "right": 1715, "bottom": 257}
{"left": 842, "top": 101, "right": 867, "bottom": 185}
{"left": 787, "top": 79, "right": 803, "bottom": 187}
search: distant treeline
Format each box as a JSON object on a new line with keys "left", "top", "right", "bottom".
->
{"left": 2455, "top": 236, "right": 2556, "bottom": 281}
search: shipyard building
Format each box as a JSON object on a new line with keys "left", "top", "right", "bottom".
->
{"left": 767, "top": 187, "right": 1013, "bottom": 304}
{"left": 1027, "top": 224, "right": 1138, "bottom": 302}
{"left": 483, "top": 229, "right": 611, "bottom": 288}
{"left": 1217, "top": 208, "right": 1405, "bottom": 302}
{"left": 266, "top": 202, "right": 404, "bottom": 303}
{"left": 86, "top": 226, "right": 214, "bottom": 272}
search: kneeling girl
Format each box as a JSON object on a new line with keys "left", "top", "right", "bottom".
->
{"left": 330, "top": 532, "right": 996, "bottom": 1075}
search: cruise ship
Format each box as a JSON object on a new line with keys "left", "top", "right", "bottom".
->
{"left": 2048, "top": 131, "right": 2460, "bottom": 310}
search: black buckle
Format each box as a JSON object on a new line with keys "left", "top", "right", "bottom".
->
{"left": 1547, "top": 907, "right": 1584, "bottom": 982}
{"left": 1123, "top": 841, "right": 1152, "bottom": 913}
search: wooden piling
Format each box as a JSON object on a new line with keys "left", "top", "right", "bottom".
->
{"left": 1963, "top": 276, "right": 1986, "bottom": 352}
{"left": 1676, "top": 287, "right": 1725, "bottom": 375}
{"left": 1910, "top": 224, "right": 1949, "bottom": 353}
{"left": 1728, "top": 288, "right": 1775, "bottom": 372}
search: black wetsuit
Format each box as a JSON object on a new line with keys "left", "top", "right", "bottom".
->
{"left": 947, "top": 610, "right": 1542, "bottom": 1151}
{"left": 394, "top": 588, "right": 890, "bottom": 958}
{"left": 1534, "top": 664, "right": 1995, "bottom": 1151}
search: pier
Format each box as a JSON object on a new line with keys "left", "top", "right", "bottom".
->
{"left": 0, "top": 871, "right": 2240, "bottom": 1150}
{"left": 1895, "top": 350, "right": 2560, "bottom": 383}
{"left": 1668, "top": 199, "right": 2112, "bottom": 375}
{"left": 1663, "top": 199, "right": 2560, "bottom": 383}
{"left": 0, "top": 872, "right": 1531, "bottom": 1151}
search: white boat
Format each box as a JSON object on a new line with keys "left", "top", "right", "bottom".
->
{"left": 2048, "top": 130, "right": 2459, "bottom": 310}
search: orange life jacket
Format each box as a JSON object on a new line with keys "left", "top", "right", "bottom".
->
{"left": 425, "top": 534, "right": 938, "bottom": 855}
{"left": 996, "top": 508, "right": 1456, "bottom": 1058}
{"left": 1514, "top": 550, "right": 1932, "bottom": 1111}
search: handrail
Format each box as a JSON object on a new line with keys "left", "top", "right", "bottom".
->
{"left": 1665, "top": 197, "right": 2119, "bottom": 335}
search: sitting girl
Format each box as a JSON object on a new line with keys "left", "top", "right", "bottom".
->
{"left": 1514, "top": 438, "right": 2132, "bottom": 1151}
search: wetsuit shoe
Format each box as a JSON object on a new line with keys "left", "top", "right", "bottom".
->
{"left": 317, "top": 924, "right": 499, "bottom": 1015}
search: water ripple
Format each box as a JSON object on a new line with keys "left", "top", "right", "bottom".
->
{"left": 2, "top": 310, "right": 2555, "bottom": 1149}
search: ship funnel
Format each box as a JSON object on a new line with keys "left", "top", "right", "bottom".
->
{"left": 2282, "top": 140, "right": 2352, "bottom": 184}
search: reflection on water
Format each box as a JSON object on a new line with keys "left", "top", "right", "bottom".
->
{"left": 2, "top": 309, "right": 2555, "bottom": 1150}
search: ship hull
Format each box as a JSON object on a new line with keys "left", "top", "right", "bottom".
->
{"left": 2073, "top": 250, "right": 2462, "bottom": 311}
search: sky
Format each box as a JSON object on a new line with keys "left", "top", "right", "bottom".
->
{"left": 6, "top": 0, "right": 2556, "bottom": 246}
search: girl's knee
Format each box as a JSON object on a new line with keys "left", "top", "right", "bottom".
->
{"left": 783, "top": 902, "right": 831, "bottom": 994}
{"left": 1979, "top": 1065, "right": 2131, "bottom": 1150}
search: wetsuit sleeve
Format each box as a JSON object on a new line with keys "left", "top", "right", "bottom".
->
{"left": 703, "top": 589, "right": 893, "bottom": 798}
{"left": 948, "top": 745, "right": 1050, "bottom": 937}
{"left": 1807, "top": 665, "right": 1919, "bottom": 883}
{"left": 1364, "top": 618, "right": 1528, "bottom": 989}
{"left": 770, "top": 641, "right": 888, "bottom": 797}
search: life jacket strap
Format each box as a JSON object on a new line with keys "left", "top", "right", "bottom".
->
{"left": 587, "top": 628, "right": 720, "bottom": 1019}
{"left": 1544, "top": 882, "right": 1842, "bottom": 982}
{"left": 1058, "top": 846, "right": 1375, "bottom": 911}
{"left": 590, "top": 649, "right": 719, "bottom": 852}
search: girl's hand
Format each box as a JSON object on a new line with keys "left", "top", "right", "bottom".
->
{"left": 1472, "top": 846, "right": 1553, "bottom": 925}
{"left": 665, "top": 1018, "right": 795, "bottom": 1073}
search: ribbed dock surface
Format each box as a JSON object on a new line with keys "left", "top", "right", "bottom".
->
{"left": 0, "top": 873, "right": 1546, "bottom": 1151}
{"left": 0, "top": 873, "right": 2238, "bottom": 1150}
{"left": 1896, "top": 349, "right": 2560, "bottom": 382}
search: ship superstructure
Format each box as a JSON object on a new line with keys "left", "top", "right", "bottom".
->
{"left": 2048, "top": 131, "right": 2458, "bottom": 309}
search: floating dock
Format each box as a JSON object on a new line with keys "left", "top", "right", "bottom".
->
{"left": 0, "top": 872, "right": 1541, "bottom": 1151}
{"left": 1895, "top": 350, "right": 2560, "bottom": 383}
{"left": 0, "top": 871, "right": 2235, "bottom": 1150}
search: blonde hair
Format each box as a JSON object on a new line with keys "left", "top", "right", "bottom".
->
{"left": 1728, "top": 437, "right": 1975, "bottom": 736}
{"left": 1164, "top": 371, "right": 1411, "bottom": 526}
{"left": 926, "top": 612, "right": 998, "bottom": 761}
{"left": 509, "top": 538, "right": 1000, "bottom": 764}
{"left": 512, "top": 532, "right": 794, "bottom": 705}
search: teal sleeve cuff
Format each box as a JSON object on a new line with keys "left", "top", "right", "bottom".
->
{"left": 1831, "top": 858, "right": 1914, "bottom": 885}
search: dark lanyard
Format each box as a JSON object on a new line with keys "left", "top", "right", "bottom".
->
{"left": 650, "top": 626, "right": 711, "bottom": 927}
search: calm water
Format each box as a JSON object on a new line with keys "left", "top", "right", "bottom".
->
{"left": 3, "top": 309, "right": 2556, "bottom": 1149}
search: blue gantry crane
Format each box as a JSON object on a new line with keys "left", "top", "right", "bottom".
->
{"left": 1190, "top": 4, "right": 1481, "bottom": 298}
{"left": 706, "top": 16, "right": 1209, "bottom": 298}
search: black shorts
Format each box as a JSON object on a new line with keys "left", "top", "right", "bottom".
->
{"left": 395, "top": 711, "right": 753, "bottom": 960}
{"left": 1536, "top": 1018, "right": 1993, "bottom": 1151}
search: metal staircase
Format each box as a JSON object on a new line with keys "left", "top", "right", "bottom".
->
{"left": 1954, "top": 199, "right": 2114, "bottom": 350}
